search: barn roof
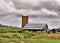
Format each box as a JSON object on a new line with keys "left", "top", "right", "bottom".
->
{"left": 23, "top": 23, "right": 47, "bottom": 30}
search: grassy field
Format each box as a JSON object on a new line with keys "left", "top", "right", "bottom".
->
{"left": 0, "top": 33, "right": 60, "bottom": 43}
{"left": 0, "top": 26, "right": 60, "bottom": 43}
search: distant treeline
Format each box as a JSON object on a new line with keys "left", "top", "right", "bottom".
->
{"left": 0, "top": 24, "right": 20, "bottom": 29}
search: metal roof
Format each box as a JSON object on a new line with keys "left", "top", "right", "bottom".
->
{"left": 23, "top": 23, "right": 47, "bottom": 29}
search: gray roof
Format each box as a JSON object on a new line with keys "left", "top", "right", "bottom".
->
{"left": 23, "top": 23, "right": 47, "bottom": 29}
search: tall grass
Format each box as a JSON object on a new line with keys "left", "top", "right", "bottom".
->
{"left": 0, "top": 26, "right": 60, "bottom": 43}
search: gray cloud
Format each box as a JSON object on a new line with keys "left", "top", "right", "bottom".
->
{"left": 0, "top": 0, "right": 60, "bottom": 28}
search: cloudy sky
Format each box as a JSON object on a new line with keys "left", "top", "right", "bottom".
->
{"left": 0, "top": 0, "right": 60, "bottom": 29}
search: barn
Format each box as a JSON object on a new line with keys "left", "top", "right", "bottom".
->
{"left": 22, "top": 15, "right": 49, "bottom": 32}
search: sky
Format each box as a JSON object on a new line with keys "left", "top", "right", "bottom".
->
{"left": 0, "top": 0, "right": 60, "bottom": 29}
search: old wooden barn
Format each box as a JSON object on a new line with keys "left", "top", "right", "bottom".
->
{"left": 22, "top": 15, "right": 49, "bottom": 32}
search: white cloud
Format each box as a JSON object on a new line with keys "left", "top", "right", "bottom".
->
{"left": 41, "top": 8, "right": 58, "bottom": 16}
{"left": 0, "top": 0, "right": 60, "bottom": 28}
{"left": 17, "top": 0, "right": 40, "bottom": 6}
{"left": 54, "top": 0, "right": 60, "bottom": 5}
{"left": 0, "top": 0, "right": 60, "bottom": 13}
{"left": 0, "top": 0, "right": 59, "bottom": 15}
{"left": 0, "top": 0, "right": 17, "bottom": 13}
{"left": 18, "top": 8, "right": 58, "bottom": 16}
{"left": 16, "top": 0, "right": 60, "bottom": 6}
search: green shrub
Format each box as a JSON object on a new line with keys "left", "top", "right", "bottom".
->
{"left": 0, "top": 29, "right": 8, "bottom": 33}
{"left": 18, "top": 29, "right": 24, "bottom": 33}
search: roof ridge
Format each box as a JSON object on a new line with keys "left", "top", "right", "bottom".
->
{"left": 27, "top": 23, "right": 47, "bottom": 24}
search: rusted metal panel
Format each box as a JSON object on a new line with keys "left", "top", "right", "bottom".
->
{"left": 22, "top": 16, "right": 28, "bottom": 28}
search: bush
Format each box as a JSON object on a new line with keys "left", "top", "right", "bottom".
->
{"left": 51, "top": 29, "right": 57, "bottom": 33}
{"left": 0, "top": 29, "right": 8, "bottom": 33}
{"left": 18, "top": 29, "right": 24, "bottom": 33}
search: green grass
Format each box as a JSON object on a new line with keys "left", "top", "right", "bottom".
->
{"left": 0, "top": 36, "right": 60, "bottom": 43}
{"left": 0, "top": 26, "right": 60, "bottom": 43}
{"left": 22, "top": 39, "right": 60, "bottom": 43}
{"left": 0, "top": 33, "right": 60, "bottom": 43}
